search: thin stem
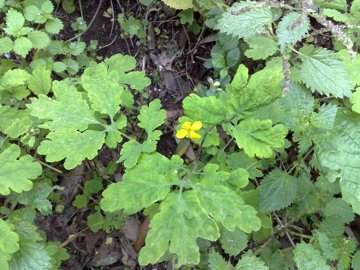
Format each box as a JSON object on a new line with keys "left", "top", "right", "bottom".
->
{"left": 35, "top": 159, "right": 63, "bottom": 174}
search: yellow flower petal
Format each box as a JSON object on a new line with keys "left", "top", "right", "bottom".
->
{"left": 189, "top": 131, "right": 201, "bottom": 140}
{"left": 191, "top": 121, "right": 203, "bottom": 131}
{"left": 182, "top": 121, "right": 192, "bottom": 130}
{"left": 176, "top": 129, "right": 188, "bottom": 138}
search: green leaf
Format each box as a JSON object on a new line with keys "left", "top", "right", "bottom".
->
{"left": 37, "top": 129, "right": 105, "bottom": 170}
{"left": 46, "top": 242, "right": 70, "bottom": 270}
{"left": 28, "top": 80, "right": 98, "bottom": 130}
{"left": 352, "top": 251, "right": 360, "bottom": 270}
{"left": 13, "top": 37, "right": 33, "bottom": 58}
{"left": 314, "top": 0, "right": 347, "bottom": 11}
{"left": 208, "top": 249, "right": 230, "bottom": 270}
{"left": 138, "top": 99, "right": 166, "bottom": 138}
{"left": 323, "top": 198, "right": 355, "bottom": 224}
{"left": 235, "top": 254, "right": 269, "bottom": 270}
{"left": 0, "top": 69, "right": 30, "bottom": 89}
{"left": 338, "top": 50, "right": 360, "bottom": 87}
{"left": 0, "top": 219, "right": 19, "bottom": 255}
{"left": 216, "top": 2, "right": 272, "bottom": 39}
{"left": 244, "top": 36, "right": 278, "bottom": 60}
{"left": 24, "top": 5, "right": 41, "bottom": 21}
{"left": 220, "top": 228, "right": 248, "bottom": 256}
{"left": 258, "top": 169, "right": 297, "bottom": 212}
{"left": 27, "top": 65, "right": 52, "bottom": 95}
{"left": 193, "top": 164, "right": 261, "bottom": 233}
{"left": 316, "top": 112, "right": 360, "bottom": 214}
{"left": 316, "top": 231, "right": 340, "bottom": 260}
{"left": 322, "top": 9, "right": 349, "bottom": 22}
{"left": 28, "top": 31, "right": 50, "bottom": 49}
{"left": 293, "top": 242, "right": 331, "bottom": 270}
{"left": 183, "top": 94, "right": 229, "bottom": 124}
{"left": 162, "top": 0, "right": 192, "bottom": 9}
{"left": 102, "top": 153, "right": 182, "bottom": 213}
{"left": 350, "top": 87, "right": 360, "bottom": 114}
{"left": 277, "top": 12, "right": 310, "bottom": 51}
{"left": 0, "top": 144, "right": 42, "bottom": 195}
{"left": 68, "top": 41, "right": 86, "bottom": 56}
{"left": 0, "top": 108, "right": 32, "bottom": 138}
{"left": 119, "top": 140, "right": 156, "bottom": 168}
{"left": 52, "top": 61, "right": 67, "bottom": 73}
{"left": 41, "top": 0, "right": 54, "bottom": 14}
{"left": 299, "top": 45, "right": 352, "bottom": 97}
{"left": 0, "top": 37, "right": 14, "bottom": 54}
{"left": 228, "top": 118, "right": 288, "bottom": 158}
{"left": 139, "top": 191, "right": 219, "bottom": 267}
{"left": 45, "top": 18, "right": 63, "bottom": 34}
{"left": 4, "top": 9, "right": 25, "bottom": 36}
{"left": 310, "top": 104, "right": 337, "bottom": 130}
{"left": 81, "top": 61, "right": 124, "bottom": 118}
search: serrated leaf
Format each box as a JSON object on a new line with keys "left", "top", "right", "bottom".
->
{"left": 24, "top": 5, "right": 41, "bottom": 22}
{"left": 28, "top": 31, "right": 50, "bottom": 49}
{"left": 162, "top": 0, "right": 192, "bottom": 9}
{"left": 350, "top": 87, "right": 360, "bottom": 114}
{"left": 102, "top": 153, "right": 182, "bottom": 213}
{"left": 45, "top": 18, "right": 63, "bottom": 34}
{"left": 27, "top": 65, "right": 52, "bottom": 95}
{"left": 41, "top": 0, "right": 54, "bottom": 14}
{"left": 208, "top": 249, "right": 230, "bottom": 270}
{"left": 4, "top": 9, "right": 25, "bottom": 36}
{"left": 352, "top": 251, "right": 360, "bottom": 270}
{"left": 216, "top": 2, "right": 272, "bottom": 39}
{"left": 235, "top": 254, "right": 269, "bottom": 270}
{"left": 0, "top": 37, "right": 14, "bottom": 54}
{"left": 0, "top": 144, "right": 42, "bottom": 195}
{"left": 193, "top": 164, "right": 261, "bottom": 233}
{"left": 244, "top": 36, "right": 278, "bottom": 60}
{"left": 0, "top": 219, "right": 19, "bottom": 255}
{"left": 81, "top": 61, "right": 124, "bottom": 118}
{"left": 183, "top": 94, "right": 229, "bottom": 124}
{"left": 315, "top": 0, "right": 347, "bottom": 11}
{"left": 68, "top": 41, "right": 86, "bottom": 56}
{"left": 323, "top": 198, "right": 355, "bottom": 224}
{"left": 28, "top": 80, "right": 98, "bottom": 130}
{"left": 139, "top": 191, "right": 219, "bottom": 267}
{"left": 277, "top": 12, "right": 310, "bottom": 51}
{"left": 229, "top": 118, "right": 288, "bottom": 158}
{"left": 13, "top": 37, "right": 33, "bottom": 58}
{"left": 0, "top": 69, "right": 30, "bottom": 89}
{"left": 316, "top": 112, "right": 360, "bottom": 214}
{"left": 316, "top": 231, "right": 340, "bottom": 260}
{"left": 293, "top": 242, "right": 330, "bottom": 270}
{"left": 220, "top": 228, "right": 248, "bottom": 256}
{"left": 37, "top": 129, "right": 105, "bottom": 170}
{"left": 52, "top": 61, "right": 67, "bottom": 73}
{"left": 259, "top": 169, "right": 297, "bottom": 212}
{"left": 299, "top": 45, "right": 352, "bottom": 97}
{"left": 310, "top": 104, "right": 338, "bottom": 130}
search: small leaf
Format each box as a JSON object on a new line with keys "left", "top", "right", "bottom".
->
{"left": 0, "top": 37, "right": 14, "bottom": 54}
{"left": 208, "top": 249, "right": 230, "bottom": 270}
{"left": 0, "top": 219, "right": 19, "bottom": 255}
{"left": 350, "top": 87, "right": 360, "bottom": 114}
{"left": 220, "top": 228, "right": 248, "bottom": 256}
{"left": 352, "top": 251, "right": 360, "bottom": 270}
{"left": 293, "top": 242, "right": 331, "bottom": 270}
{"left": 28, "top": 65, "right": 52, "bottom": 95}
{"left": 235, "top": 254, "right": 269, "bottom": 270}
{"left": 4, "top": 9, "right": 25, "bottom": 36}
{"left": 45, "top": 18, "right": 64, "bottom": 34}
{"left": 28, "top": 31, "right": 50, "bottom": 49}
{"left": 258, "top": 169, "right": 297, "bottom": 212}
{"left": 244, "top": 36, "right": 278, "bottom": 60}
{"left": 13, "top": 37, "right": 33, "bottom": 58}
{"left": 0, "top": 144, "right": 42, "bottom": 195}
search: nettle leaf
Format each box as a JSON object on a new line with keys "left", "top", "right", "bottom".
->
{"left": 140, "top": 191, "right": 219, "bottom": 267}
{"left": 102, "top": 153, "right": 182, "bottom": 213}
{"left": 277, "top": 12, "right": 310, "bottom": 51}
{"left": 293, "top": 242, "right": 331, "bottom": 270}
{"left": 216, "top": 2, "right": 272, "bottom": 39}
{"left": 208, "top": 249, "right": 230, "bottom": 270}
{"left": 45, "top": 18, "right": 64, "bottom": 34}
{"left": 244, "top": 36, "right": 278, "bottom": 60}
{"left": 299, "top": 45, "right": 352, "bottom": 97}
{"left": 4, "top": 9, "right": 25, "bottom": 36}
{"left": 28, "top": 31, "right": 50, "bottom": 49}
{"left": 162, "top": 0, "right": 193, "bottom": 9}
{"left": 235, "top": 254, "right": 269, "bottom": 270}
{"left": 258, "top": 169, "right": 297, "bottom": 212}
{"left": 0, "top": 37, "right": 14, "bottom": 54}
{"left": 28, "top": 64, "right": 52, "bottom": 95}
{"left": 220, "top": 228, "right": 248, "bottom": 256}
{"left": 324, "top": 198, "right": 355, "bottom": 224}
{"left": 310, "top": 104, "right": 338, "bottom": 130}
{"left": 227, "top": 118, "right": 288, "bottom": 158}
{"left": 37, "top": 129, "right": 105, "bottom": 170}
{"left": 193, "top": 164, "right": 260, "bottom": 233}
{"left": 13, "top": 37, "right": 33, "bottom": 58}
{"left": 0, "top": 144, "right": 42, "bottom": 196}
{"left": 316, "top": 112, "right": 360, "bottom": 214}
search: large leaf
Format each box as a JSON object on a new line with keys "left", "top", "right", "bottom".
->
{"left": 102, "top": 153, "right": 183, "bottom": 213}
{"left": 316, "top": 111, "right": 360, "bottom": 214}
{"left": 0, "top": 144, "right": 42, "bottom": 195}
{"left": 293, "top": 242, "right": 331, "bottom": 270}
{"left": 139, "top": 191, "right": 219, "bottom": 267}
{"left": 216, "top": 2, "right": 272, "bottom": 39}
{"left": 228, "top": 118, "right": 288, "bottom": 158}
{"left": 299, "top": 45, "right": 352, "bottom": 97}
{"left": 258, "top": 169, "right": 297, "bottom": 212}
{"left": 277, "top": 12, "right": 310, "bottom": 51}
{"left": 37, "top": 129, "right": 105, "bottom": 170}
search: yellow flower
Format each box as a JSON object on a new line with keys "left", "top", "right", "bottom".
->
{"left": 176, "top": 121, "right": 203, "bottom": 140}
